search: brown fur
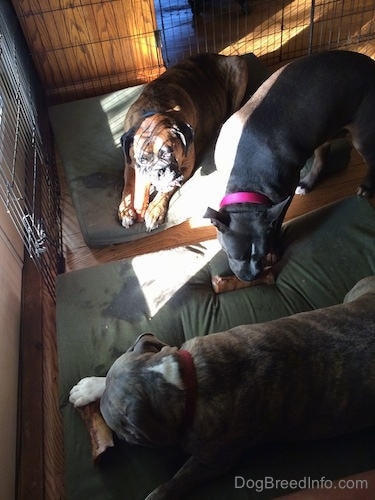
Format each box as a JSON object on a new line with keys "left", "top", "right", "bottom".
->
{"left": 118, "top": 53, "right": 248, "bottom": 230}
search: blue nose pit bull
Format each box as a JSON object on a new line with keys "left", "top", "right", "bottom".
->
{"left": 70, "top": 276, "right": 375, "bottom": 500}
{"left": 206, "top": 50, "right": 375, "bottom": 281}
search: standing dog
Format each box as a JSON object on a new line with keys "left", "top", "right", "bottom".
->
{"left": 70, "top": 276, "right": 375, "bottom": 499}
{"left": 205, "top": 50, "right": 375, "bottom": 281}
{"left": 119, "top": 53, "right": 248, "bottom": 231}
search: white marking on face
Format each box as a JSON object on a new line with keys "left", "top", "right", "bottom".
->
{"left": 154, "top": 135, "right": 166, "bottom": 153}
{"left": 148, "top": 356, "right": 183, "bottom": 389}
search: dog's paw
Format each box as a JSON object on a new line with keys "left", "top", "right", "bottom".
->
{"left": 118, "top": 200, "right": 137, "bottom": 228}
{"left": 295, "top": 184, "right": 309, "bottom": 195}
{"left": 356, "top": 184, "right": 374, "bottom": 198}
{"left": 69, "top": 376, "right": 106, "bottom": 407}
{"left": 144, "top": 199, "right": 168, "bottom": 231}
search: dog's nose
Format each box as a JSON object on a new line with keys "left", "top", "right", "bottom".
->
{"left": 233, "top": 259, "right": 263, "bottom": 282}
{"left": 128, "top": 333, "right": 156, "bottom": 351}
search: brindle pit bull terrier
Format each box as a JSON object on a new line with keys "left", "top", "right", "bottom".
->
{"left": 70, "top": 276, "right": 375, "bottom": 500}
{"left": 206, "top": 50, "right": 375, "bottom": 281}
{"left": 119, "top": 53, "right": 248, "bottom": 231}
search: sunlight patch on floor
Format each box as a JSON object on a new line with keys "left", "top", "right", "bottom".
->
{"left": 131, "top": 240, "right": 220, "bottom": 317}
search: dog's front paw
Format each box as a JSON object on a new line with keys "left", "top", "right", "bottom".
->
{"left": 118, "top": 199, "right": 137, "bottom": 228}
{"left": 295, "top": 183, "right": 310, "bottom": 195}
{"left": 69, "top": 376, "right": 106, "bottom": 407}
{"left": 144, "top": 197, "right": 168, "bottom": 231}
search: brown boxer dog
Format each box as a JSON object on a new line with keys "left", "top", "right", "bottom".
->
{"left": 206, "top": 50, "right": 375, "bottom": 281}
{"left": 118, "top": 53, "right": 248, "bottom": 231}
{"left": 70, "top": 276, "right": 375, "bottom": 500}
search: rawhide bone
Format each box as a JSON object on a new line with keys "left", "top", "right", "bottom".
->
{"left": 77, "top": 400, "right": 114, "bottom": 464}
{"left": 212, "top": 267, "right": 274, "bottom": 294}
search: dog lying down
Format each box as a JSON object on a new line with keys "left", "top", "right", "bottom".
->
{"left": 118, "top": 53, "right": 248, "bottom": 231}
{"left": 70, "top": 276, "right": 375, "bottom": 500}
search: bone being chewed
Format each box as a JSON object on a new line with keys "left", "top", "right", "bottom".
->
{"left": 148, "top": 355, "right": 183, "bottom": 389}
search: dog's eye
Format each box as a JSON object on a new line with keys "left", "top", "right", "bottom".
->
{"left": 159, "top": 146, "right": 173, "bottom": 160}
{"left": 139, "top": 153, "right": 153, "bottom": 164}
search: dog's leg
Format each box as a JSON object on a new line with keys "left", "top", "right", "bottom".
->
{"left": 353, "top": 137, "right": 375, "bottom": 197}
{"left": 144, "top": 189, "right": 177, "bottom": 231}
{"left": 344, "top": 110, "right": 375, "bottom": 197}
{"left": 145, "top": 456, "right": 233, "bottom": 500}
{"left": 118, "top": 163, "right": 138, "bottom": 228}
{"left": 69, "top": 376, "right": 106, "bottom": 407}
{"left": 295, "top": 141, "right": 331, "bottom": 195}
{"left": 144, "top": 156, "right": 195, "bottom": 231}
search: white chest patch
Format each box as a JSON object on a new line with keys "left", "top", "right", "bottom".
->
{"left": 215, "top": 113, "right": 244, "bottom": 177}
{"left": 148, "top": 356, "right": 183, "bottom": 389}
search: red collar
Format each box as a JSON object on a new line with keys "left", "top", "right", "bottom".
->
{"left": 177, "top": 349, "right": 198, "bottom": 432}
{"left": 220, "top": 191, "right": 271, "bottom": 208}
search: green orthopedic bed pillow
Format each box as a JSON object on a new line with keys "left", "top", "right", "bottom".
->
{"left": 49, "top": 53, "right": 351, "bottom": 248}
{"left": 57, "top": 196, "right": 375, "bottom": 500}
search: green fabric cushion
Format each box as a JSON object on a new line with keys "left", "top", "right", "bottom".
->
{"left": 56, "top": 196, "right": 375, "bottom": 499}
{"left": 49, "top": 53, "right": 351, "bottom": 248}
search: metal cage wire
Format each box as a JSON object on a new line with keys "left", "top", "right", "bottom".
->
{"left": 156, "top": 0, "right": 375, "bottom": 66}
{"left": 0, "top": 10, "right": 63, "bottom": 301}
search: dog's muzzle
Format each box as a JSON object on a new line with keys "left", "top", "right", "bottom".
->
{"left": 137, "top": 158, "right": 184, "bottom": 193}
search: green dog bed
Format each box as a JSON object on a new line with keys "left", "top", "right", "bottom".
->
{"left": 57, "top": 196, "right": 375, "bottom": 499}
{"left": 49, "top": 53, "right": 351, "bottom": 248}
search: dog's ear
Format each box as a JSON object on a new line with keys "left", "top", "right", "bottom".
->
{"left": 126, "top": 399, "right": 179, "bottom": 446}
{"left": 128, "top": 333, "right": 169, "bottom": 354}
{"left": 172, "top": 121, "right": 194, "bottom": 156}
{"left": 204, "top": 207, "right": 230, "bottom": 232}
{"left": 266, "top": 196, "right": 292, "bottom": 226}
{"left": 120, "top": 127, "right": 136, "bottom": 164}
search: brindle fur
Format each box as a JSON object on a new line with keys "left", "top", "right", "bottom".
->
{"left": 119, "top": 53, "right": 248, "bottom": 230}
{"left": 71, "top": 277, "right": 375, "bottom": 500}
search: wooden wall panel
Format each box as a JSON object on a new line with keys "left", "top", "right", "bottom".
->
{"left": 12, "top": 0, "right": 164, "bottom": 104}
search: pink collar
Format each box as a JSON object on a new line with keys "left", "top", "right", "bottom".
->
{"left": 177, "top": 349, "right": 198, "bottom": 432}
{"left": 220, "top": 192, "right": 271, "bottom": 208}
